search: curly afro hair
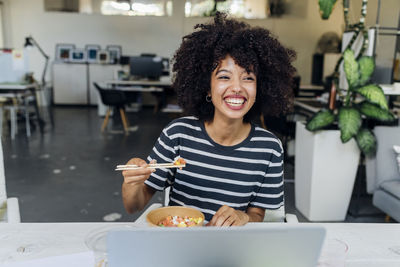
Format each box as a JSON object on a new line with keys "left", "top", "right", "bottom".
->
{"left": 172, "top": 12, "right": 297, "bottom": 123}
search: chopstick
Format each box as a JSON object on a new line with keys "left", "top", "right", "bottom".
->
{"left": 115, "top": 163, "right": 186, "bottom": 171}
{"left": 116, "top": 163, "right": 175, "bottom": 168}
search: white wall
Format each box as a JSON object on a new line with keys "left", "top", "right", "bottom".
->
{"left": 0, "top": 2, "right": 4, "bottom": 47}
{"left": 2, "top": 0, "right": 353, "bottom": 84}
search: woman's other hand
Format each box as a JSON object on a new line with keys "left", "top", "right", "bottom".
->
{"left": 206, "top": 205, "right": 249, "bottom": 226}
{"left": 122, "top": 158, "right": 156, "bottom": 186}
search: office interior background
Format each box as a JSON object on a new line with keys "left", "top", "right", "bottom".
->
{"left": 0, "top": 0, "right": 399, "bottom": 223}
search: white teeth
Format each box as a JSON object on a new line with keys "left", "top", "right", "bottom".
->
{"left": 225, "top": 98, "right": 245, "bottom": 105}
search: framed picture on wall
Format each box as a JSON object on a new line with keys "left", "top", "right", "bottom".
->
{"left": 70, "top": 48, "right": 87, "bottom": 63}
{"left": 97, "top": 50, "right": 110, "bottom": 64}
{"left": 55, "top": 44, "right": 76, "bottom": 62}
{"left": 106, "top": 45, "right": 122, "bottom": 64}
{"left": 85, "top": 44, "right": 101, "bottom": 63}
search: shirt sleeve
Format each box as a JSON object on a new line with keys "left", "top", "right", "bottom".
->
{"left": 249, "top": 139, "right": 284, "bottom": 210}
{"left": 144, "top": 127, "right": 178, "bottom": 191}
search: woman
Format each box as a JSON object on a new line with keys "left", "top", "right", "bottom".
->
{"left": 122, "top": 12, "right": 296, "bottom": 226}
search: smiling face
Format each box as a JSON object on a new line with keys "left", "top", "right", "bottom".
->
{"left": 209, "top": 55, "right": 257, "bottom": 123}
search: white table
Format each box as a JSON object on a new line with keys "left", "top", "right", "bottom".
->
{"left": 318, "top": 223, "right": 400, "bottom": 267}
{"left": 0, "top": 223, "right": 399, "bottom": 266}
{"left": 0, "top": 83, "right": 46, "bottom": 133}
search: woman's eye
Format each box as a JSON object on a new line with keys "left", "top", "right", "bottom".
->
{"left": 218, "top": 76, "right": 230, "bottom": 80}
{"left": 244, "top": 76, "right": 255, "bottom": 81}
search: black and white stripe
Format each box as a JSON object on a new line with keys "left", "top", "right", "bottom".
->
{"left": 145, "top": 116, "right": 284, "bottom": 222}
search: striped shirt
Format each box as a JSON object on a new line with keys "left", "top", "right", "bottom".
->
{"left": 145, "top": 116, "right": 284, "bottom": 222}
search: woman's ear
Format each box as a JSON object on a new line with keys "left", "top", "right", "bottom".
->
{"left": 206, "top": 94, "right": 212, "bottom": 103}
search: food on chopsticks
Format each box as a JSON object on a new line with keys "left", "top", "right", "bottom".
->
{"left": 115, "top": 157, "right": 186, "bottom": 171}
{"left": 158, "top": 215, "right": 203, "bottom": 227}
{"left": 174, "top": 158, "right": 186, "bottom": 166}
{"left": 173, "top": 158, "right": 186, "bottom": 170}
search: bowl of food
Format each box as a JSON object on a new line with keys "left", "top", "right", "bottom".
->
{"left": 146, "top": 206, "right": 205, "bottom": 227}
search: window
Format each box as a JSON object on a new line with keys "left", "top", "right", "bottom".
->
{"left": 44, "top": 0, "right": 80, "bottom": 12}
{"left": 44, "top": 0, "right": 173, "bottom": 16}
{"left": 185, "top": 0, "right": 270, "bottom": 19}
{"left": 101, "top": 0, "right": 172, "bottom": 16}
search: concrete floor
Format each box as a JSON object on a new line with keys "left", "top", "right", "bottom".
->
{"left": 2, "top": 106, "right": 392, "bottom": 223}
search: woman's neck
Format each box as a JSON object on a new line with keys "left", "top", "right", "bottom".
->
{"left": 204, "top": 116, "right": 251, "bottom": 146}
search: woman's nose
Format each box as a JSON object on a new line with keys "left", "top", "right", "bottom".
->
{"left": 231, "top": 77, "right": 242, "bottom": 93}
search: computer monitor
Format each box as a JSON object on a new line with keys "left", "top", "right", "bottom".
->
{"left": 129, "top": 56, "right": 163, "bottom": 80}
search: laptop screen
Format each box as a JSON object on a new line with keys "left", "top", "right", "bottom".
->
{"left": 107, "top": 224, "right": 326, "bottom": 267}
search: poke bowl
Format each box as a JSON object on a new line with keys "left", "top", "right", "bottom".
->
{"left": 146, "top": 206, "right": 205, "bottom": 227}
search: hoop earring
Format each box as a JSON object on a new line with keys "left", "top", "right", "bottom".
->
{"left": 206, "top": 95, "right": 212, "bottom": 103}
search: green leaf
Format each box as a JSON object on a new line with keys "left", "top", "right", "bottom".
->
{"left": 306, "top": 109, "right": 335, "bottom": 131}
{"left": 357, "top": 84, "right": 388, "bottom": 110}
{"left": 338, "top": 107, "right": 361, "bottom": 143}
{"left": 318, "top": 0, "right": 337, "bottom": 19}
{"left": 358, "top": 56, "right": 375, "bottom": 85}
{"left": 343, "top": 49, "right": 360, "bottom": 88}
{"left": 356, "top": 128, "right": 377, "bottom": 156}
{"left": 359, "top": 102, "right": 396, "bottom": 122}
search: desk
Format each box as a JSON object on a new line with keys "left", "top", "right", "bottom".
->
{"left": 0, "top": 223, "right": 399, "bottom": 266}
{"left": 0, "top": 83, "right": 45, "bottom": 133}
{"left": 104, "top": 79, "right": 172, "bottom": 88}
{"left": 380, "top": 83, "right": 400, "bottom": 96}
{"left": 298, "top": 84, "right": 325, "bottom": 98}
{"left": 294, "top": 98, "right": 326, "bottom": 117}
{"left": 103, "top": 79, "right": 179, "bottom": 113}
{"left": 299, "top": 84, "right": 325, "bottom": 90}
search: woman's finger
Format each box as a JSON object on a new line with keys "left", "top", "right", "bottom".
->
{"left": 122, "top": 167, "right": 154, "bottom": 177}
{"left": 126, "top": 158, "right": 147, "bottom": 166}
{"left": 124, "top": 174, "right": 151, "bottom": 184}
{"left": 221, "top": 215, "right": 235, "bottom": 227}
{"left": 210, "top": 206, "right": 232, "bottom": 226}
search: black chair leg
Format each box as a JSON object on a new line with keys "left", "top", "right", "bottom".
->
{"left": 101, "top": 108, "right": 111, "bottom": 132}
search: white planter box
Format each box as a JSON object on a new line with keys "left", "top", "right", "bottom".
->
{"left": 295, "top": 121, "right": 360, "bottom": 221}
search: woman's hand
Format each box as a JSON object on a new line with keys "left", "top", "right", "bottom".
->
{"left": 121, "top": 158, "right": 157, "bottom": 213}
{"left": 207, "top": 205, "right": 249, "bottom": 226}
{"left": 122, "top": 158, "right": 156, "bottom": 186}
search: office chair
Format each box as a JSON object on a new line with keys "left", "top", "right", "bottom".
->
{"left": 93, "top": 83, "right": 129, "bottom": 134}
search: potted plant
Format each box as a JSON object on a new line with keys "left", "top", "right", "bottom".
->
{"left": 295, "top": 0, "right": 397, "bottom": 221}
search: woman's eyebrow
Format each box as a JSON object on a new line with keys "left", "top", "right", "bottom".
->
{"left": 242, "top": 71, "right": 255, "bottom": 75}
{"left": 215, "top": 69, "right": 231, "bottom": 75}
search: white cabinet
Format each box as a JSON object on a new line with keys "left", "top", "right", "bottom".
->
{"left": 52, "top": 63, "right": 124, "bottom": 106}
{"left": 53, "top": 63, "right": 88, "bottom": 104}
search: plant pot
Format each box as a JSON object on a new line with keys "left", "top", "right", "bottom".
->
{"left": 294, "top": 121, "right": 360, "bottom": 221}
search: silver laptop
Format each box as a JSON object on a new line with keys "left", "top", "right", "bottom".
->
{"left": 107, "top": 224, "right": 326, "bottom": 267}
